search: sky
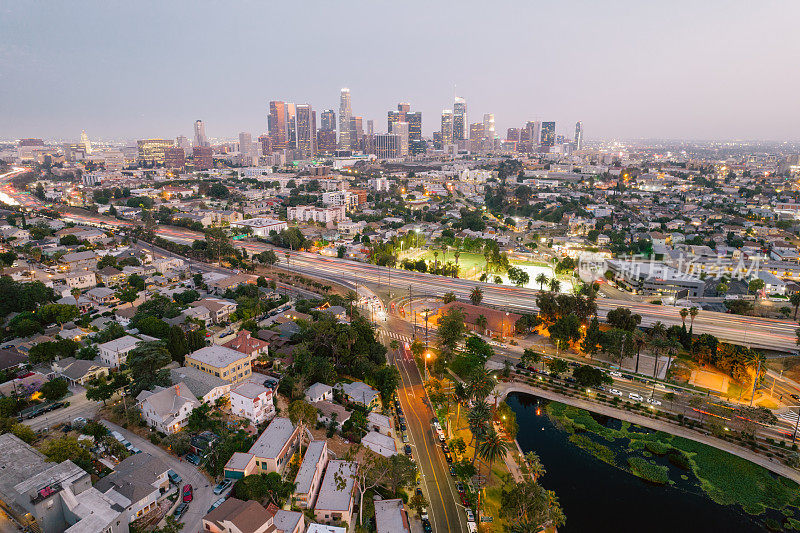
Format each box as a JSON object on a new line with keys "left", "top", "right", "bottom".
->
{"left": 2, "top": 0, "right": 800, "bottom": 143}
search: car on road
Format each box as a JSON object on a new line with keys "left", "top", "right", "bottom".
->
{"left": 647, "top": 397, "right": 662, "bottom": 406}
{"left": 185, "top": 453, "right": 202, "bottom": 465}
{"left": 441, "top": 443, "right": 449, "bottom": 453}
{"left": 628, "top": 393, "right": 644, "bottom": 402}
{"left": 208, "top": 497, "right": 226, "bottom": 513}
{"left": 422, "top": 518, "right": 432, "bottom": 533}
{"left": 182, "top": 484, "right": 193, "bottom": 503}
{"left": 168, "top": 470, "right": 182, "bottom": 484}
{"left": 609, "top": 371, "right": 622, "bottom": 378}
{"left": 73, "top": 417, "right": 87, "bottom": 426}
{"left": 444, "top": 452, "right": 453, "bottom": 463}
{"left": 173, "top": 502, "right": 188, "bottom": 520}
{"left": 213, "top": 479, "right": 233, "bottom": 494}
{"left": 404, "top": 444, "right": 412, "bottom": 456}
{"left": 402, "top": 433, "right": 408, "bottom": 443}
{"left": 609, "top": 389, "right": 623, "bottom": 396}
{"left": 466, "top": 508, "right": 476, "bottom": 522}
{"left": 791, "top": 394, "right": 800, "bottom": 401}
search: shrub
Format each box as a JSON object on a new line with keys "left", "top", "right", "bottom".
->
{"left": 645, "top": 441, "right": 672, "bottom": 455}
{"left": 668, "top": 450, "right": 691, "bottom": 470}
{"left": 628, "top": 457, "right": 669, "bottom": 485}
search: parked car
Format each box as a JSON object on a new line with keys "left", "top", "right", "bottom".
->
{"left": 444, "top": 452, "right": 453, "bottom": 463}
{"left": 441, "top": 443, "right": 450, "bottom": 453}
{"left": 208, "top": 497, "right": 226, "bottom": 513}
{"left": 449, "top": 466, "right": 456, "bottom": 477}
{"left": 182, "top": 484, "right": 193, "bottom": 503}
{"left": 73, "top": 417, "right": 87, "bottom": 426}
{"left": 466, "top": 508, "right": 476, "bottom": 522}
{"left": 399, "top": 423, "right": 407, "bottom": 431}
{"left": 422, "top": 518, "right": 432, "bottom": 533}
{"left": 173, "top": 502, "right": 188, "bottom": 519}
{"left": 185, "top": 453, "right": 202, "bottom": 465}
{"left": 609, "top": 371, "right": 622, "bottom": 378}
{"left": 609, "top": 389, "right": 623, "bottom": 396}
{"left": 455, "top": 481, "right": 465, "bottom": 493}
{"left": 402, "top": 433, "right": 408, "bottom": 443}
{"left": 213, "top": 479, "right": 233, "bottom": 495}
{"left": 628, "top": 393, "right": 644, "bottom": 402}
{"left": 168, "top": 470, "right": 182, "bottom": 484}
{"left": 647, "top": 397, "right": 662, "bottom": 406}
{"left": 404, "top": 445, "right": 412, "bottom": 456}
{"left": 415, "top": 488, "right": 423, "bottom": 496}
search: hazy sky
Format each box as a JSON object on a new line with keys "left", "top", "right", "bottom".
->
{"left": 2, "top": 0, "right": 799, "bottom": 142}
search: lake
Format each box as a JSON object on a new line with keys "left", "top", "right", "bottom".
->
{"left": 506, "top": 392, "right": 769, "bottom": 532}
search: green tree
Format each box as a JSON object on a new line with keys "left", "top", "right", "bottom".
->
{"left": 548, "top": 315, "right": 582, "bottom": 348}
{"left": 40, "top": 378, "right": 69, "bottom": 402}
{"left": 500, "top": 478, "right": 566, "bottom": 531}
{"left": 127, "top": 341, "right": 171, "bottom": 396}
{"left": 437, "top": 307, "right": 466, "bottom": 355}
{"left": 166, "top": 326, "right": 189, "bottom": 364}
{"left": 545, "top": 358, "right": 569, "bottom": 377}
{"left": 748, "top": 278, "right": 765, "bottom": 295}
{"left": 409, "top": 492, "right": 428, "bottom": 515}
{"left": 580, "top": 316, "right": 602, "bottom": 359}
{"left": 572, "top": 365, "right": 611, "bottom": 388}
{"left": 443, "top": 291, "right": 457, "bottom": 304}
{"left": 469, "top": 287, "right": 483, "bottom": 306}
{"left": 288, "top": 400, "right": 318, "bottom": 455}
{"left": 116, "top": 286, "right": 139, "bottom": 304}
{"left": 478, "top": 427, "right": 510, "bottom": 480}
{"left": 535, "top": 273, "right": 548, "bottom": 291}
{"left": 384, "top": 453, "right": 417, "bottom": 494}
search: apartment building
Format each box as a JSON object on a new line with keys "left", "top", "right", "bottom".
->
{"left": 185, "top": 345, "right": 252, "bottom": 383}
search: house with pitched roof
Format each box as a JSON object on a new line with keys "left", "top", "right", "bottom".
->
{"left": 94, "top": 452, "right": 170, "bottom": 523}
{"left": 136, "top": 382, "right": 200, "bottom": 434}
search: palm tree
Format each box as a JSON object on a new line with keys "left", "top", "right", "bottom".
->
{"left": 433, "top": 250, "right": 439, "bottom": 269}
{"left": 535, "top": 273, "right": 548, "bottom": 291}
{"left": 688, "top": 306, "right": 699, "bottom": 354}
{"left": 679, "top": 307, "right": 688, "bottom": 328}
{"left": 454, "top": 250, "right": 461, "bottom": 272}
{"left": 791, "top": 292, "right": 800, "bottom": 320}
{"left": 467, "top": 369, "right": 496, "bottom": 402}
{"left": 468, "top": 400, "right": 492, "bottom": 465}
{"left": 478, "top": 428, "right": 510, "bottom": 482}
{"left": 476, "top": 314, "right": 488, "bottom": 332}
{"left": 522, "top": 451, "right": 545, "bottom": 481}
{"left": 71, "top": 287, "right": 81, "bottom": 308}
{"left": 633, "top": 329, "right": 646, "bottom": 374}
{"left": 548, "top": 278, "right": 561, "bottom": 293}
{"left": 470, "top": 286, "right": 483, "bottom": 306}
{"left": 453, "top": 381, "right": 470, "bottom": 428}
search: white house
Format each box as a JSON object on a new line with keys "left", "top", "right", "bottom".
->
{"left": 136, "top": 382, "right": 200, "bottom": 434}
{"left": 305, "top": 382, "right": 333, "bottom": 403}
{"left": 361, "top": 431, "right": 397, "bottom": 457}
{"left": 293, "top": 440, "right": 329, "bottom": 509}
{"left": 367, "top": 412, "right": 394, "bottom": 438}
{"left": 98, "top": 335, "right": 143, "bottom": 368}
{"left": 230, "top": 382, "right": 275, "bottom": 424}
{"left": 94, "top": 453, "right": 170, "bottom": 523}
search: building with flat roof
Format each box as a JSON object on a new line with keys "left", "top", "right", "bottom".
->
{"left": 314, "top": 460, "right": 357, "bottom": 528}
{"left": 230, "top": 217, "right": 288, "bottom": 237}
{"left": 186, "top": 345, "right": 252, "bottom": 383}
{"left": 293, "top": 440, "right": 329, "bottom": 509}
{"left": 230, "top": 381, "right": 275, "bottom": 424}
{"left": 224, "top": 417, "right": 300, "bottom": 478}
{"left": 375, "top": 498, "right": 411, "bottom": 533}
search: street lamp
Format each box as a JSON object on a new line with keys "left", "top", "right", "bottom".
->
{"left": 425, "top": 351, "right": 432, "bottom": 381}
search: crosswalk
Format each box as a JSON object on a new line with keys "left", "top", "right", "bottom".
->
{"left": 380, "top": 330, "right": 413, "bottom": 344}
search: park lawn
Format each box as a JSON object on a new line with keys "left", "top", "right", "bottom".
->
{"left": 412, "top": 250, "right": 488, "bottom": 278}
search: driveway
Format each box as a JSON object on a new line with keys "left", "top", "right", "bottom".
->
{"left": 101, "top": 420, "right": 216, "bottom": 533}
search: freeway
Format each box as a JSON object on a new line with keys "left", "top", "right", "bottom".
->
{"left": 0, "top": 166, "right": 44, "bottom": 209}
{"left": 235, "top": 249, "right": 800, "bottom": 353}
{"left": 51, "top": 209, "right": 800, "bottom": 352}
{"left": 381, "top": 315, "right": 468, "bottom": 533}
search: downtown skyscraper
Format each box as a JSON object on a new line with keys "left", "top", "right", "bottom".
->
{"left": 193, "top": 120, "right": 208, "bottom": 147}
{"left": 268, "top": 101, "right": 289, "bottom": 151}
{"left": 453, "top": 96, "right": 467, "bottom": 141}
{"left": 574, "top": 121, "right": 584, "bottom": 150}
{"left": 295, "top": 104, "right": 316, "bottom": 157}
{"left": 338, "top": 88, "right": 352, "bottom": 149}
{"left": 540, "top": 121, "right": 556, "bottom": 150}
{"left": 441, "top": 109, "right": 454, "bottom": 146}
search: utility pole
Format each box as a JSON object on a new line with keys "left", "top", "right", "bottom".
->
{"left": 793, "top": 407, "right": 800, "bottom": 443}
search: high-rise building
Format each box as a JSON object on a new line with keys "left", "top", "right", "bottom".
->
{"left": 268, "top": 101, "right": 289, "bottom": 151}
{"left": 526, "top": 121, "right": 541, "bottom": 151}
{"left": 483, "top": 114, "right": 495, "bottom": 139}
{"left": 398, "top": 102, "right": 411, "bottom": 114}
{"left": 407, "top": 112, "right": 422, "bottom": 141}
{"left": 469, "top": 122, "right": 485, "bottom": 140}
{"left": 453, "top": 96, "right": 467, "bottom": 141}
{"left": 441, "top": 110, "right": 454, "bottom": 146}
{"left": 574, "top": 121, "right": 584, "bottom": 150}
{"left": 286, "top": 103, "right": 297, "bottom": 149}
{"left": 507, "top": 128, "right": 520, "bottom": 142}
{"left": 80, "top": 130, "right": 92, "bottom": 154}
{"left": 192, "top": 146, "right": 213, "bottom": 170}
{"left": 164, "top": 146, "right": 185, "bottom": 170}
{"left": 176, "top": 135, "right": 191, "bottom": 154}
{"left": 374, "top": 133, "right": 401, "bottom": 158}
{"left": 296, "top": 104, "right": 316, "bottom": 157}
{"left": 391, "top": 121, "right": 409, "bottom": 156}
{"left": 349, "top": 116, "right": 363, "bottom": 146}
{"left": 258, "top": 134, "right": 272, "bottom": 155}
{"left": 137, "top": 139, "right": 173, "bottom": 165}
{"left": 194, "top": 120, "right": 208, "bottom": 147}
{"left": 317, "top": 130, "right": 337, "bottom": 153}
{"left": 320, "top": 109, "right": 336, "bottom": 132}
{"left": 387, "top": 111, "right": 402, "bottom": 133}
{"left": 540, "top": 122, "right": 556, "bottom": 150}
{"left": 239, "top": 132, "right": 255, "bottom": 165}
{"left": 366, "top": 120, "right": 374, "bottom": 136}
{"left": 338, "top": 88, "right": 352, "bottom": 149}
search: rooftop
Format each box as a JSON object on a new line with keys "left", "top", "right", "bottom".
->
{"left": 294, "top": 440, "right": 327, "bottom": 495}
{"left": 188, "top": 345, "right": 250, "bottom": 368}
{"left": 315, "top": 460, "right": 356, "bottom": 512}
{"left": 170, "top": 366, "right": 229, "bottom": 398}
{"left": 248, "top": 417, "right": 297, "bottom": 460}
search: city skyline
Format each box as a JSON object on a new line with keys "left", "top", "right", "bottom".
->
{"left": 2, "top": 1, "right": 800, "bottom": 141}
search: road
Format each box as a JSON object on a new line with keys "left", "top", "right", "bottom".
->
{"left": 380, "top": 315, "right": 468, "bottom": 533}
{"left": 101, "top": 420, "right": 217, "bottom": 533}
{"left": 0, "top": 167, "right": 44, "bottom": 209}
{"left": 22, "top": 388, "right": 100, "bottom": 431}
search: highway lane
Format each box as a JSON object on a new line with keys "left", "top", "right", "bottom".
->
{"left": 48, "top": 211, "right": 800, "bottom": 352}
{"left": 382, "top": 315, "right": 467, "bottom": 533}
{"left": 255, "top": 249, "right": 799, "bottom": 353}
